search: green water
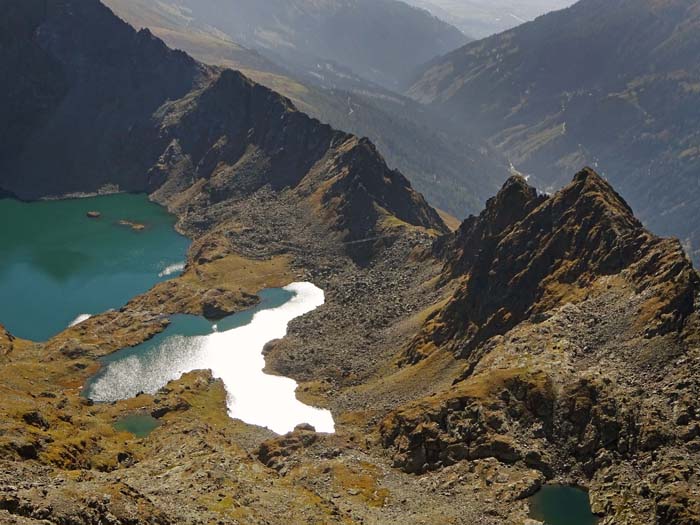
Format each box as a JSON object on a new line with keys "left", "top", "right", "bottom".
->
{"left": 0, "top": 194, "right": 189, "bottom": 341}
{"left": 113, "top": 414, "right": 161, "bottom": 438}
{"left": 529, "top": 485, "right": 600, "bottom": 525}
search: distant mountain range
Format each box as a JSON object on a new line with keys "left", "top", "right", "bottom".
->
{"left": 408, "top": 0, "right": 700, "bottom": 261}
{"left": 103, "top": 0, "right": 507, "bottom": 218}
{"left": 402, "top": 0, "right": 574, "bottom": 38}
{"left": 2, "top": 3, "right": 700, "bottom": 525}
{"left": 106, "top": 0, "right": 469, "bottom": 91}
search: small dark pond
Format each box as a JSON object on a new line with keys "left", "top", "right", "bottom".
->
{"left": 529, "top": 485, "right": 600, "bottom": 525}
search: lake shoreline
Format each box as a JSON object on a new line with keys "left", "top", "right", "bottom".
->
{"left": 85, "top": 283, "right": 335, "bottom": 435}
{"left": 0, "top": 194, "right": 190, "bottom": 341}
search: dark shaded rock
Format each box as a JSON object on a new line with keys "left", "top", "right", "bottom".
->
{"left": 257, "top": 425, "right": 319, "bottom": 473}
{"left": 381, "top": 369, "right": 554, "bottom": 474}
{"left": 21, "top": 411, "right": 49, "bottom": 431}
{"left": 407, "top": 168, "right": 699, "bottom": 364}
{"left": 151, "top": 400, "right": 190, "bottom": 419}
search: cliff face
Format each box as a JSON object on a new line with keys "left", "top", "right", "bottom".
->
{"left": 408, "top": 168, "right": 698, "bottom": 363}
{"left": 0, "top": 0, "right": 445, "bottom": 259}
{"left": 0, "top": 1, "right": 67, "bottom": 179}
{"left": 383, "top": 169, "right": 700, "bottom": 524}
{"left": 0, "top": 0, "right": 203, "bottom": 198}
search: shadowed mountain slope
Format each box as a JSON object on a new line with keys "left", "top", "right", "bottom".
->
{"left": 408, "top": 0, "right": 700, "bottom": 261}
{"left": 383, "top": 169, "right": 700, "bottom": 523}
{"left": 408, "top": 168, "right": 698, "bottom": 363}
{"left": 103, "top": 0, "right": 507, "bottom": 218}
{"left": 0, "top": 0, "right": 445, "bottom": 262}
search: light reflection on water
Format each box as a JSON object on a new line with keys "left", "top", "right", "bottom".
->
{"left": 86, "top": 283, "right": 334, "bottom": 435}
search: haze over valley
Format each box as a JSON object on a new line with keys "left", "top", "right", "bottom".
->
{"left": 0, "top": 1, "right": 698, "bottom": 524}
{"left": 402, "top": 0, "right": 576, "bottom": 38}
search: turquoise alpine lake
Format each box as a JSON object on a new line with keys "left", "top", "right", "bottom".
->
{"left": 0, "top": 194, "right": 189, "bottom": 341}
{"left": 529, "top": 485, "right": 600, "bottom": 525}
{"left": 113, "top": 414, "right": 161, "bottom": 438}
{"left": 85, "top": 283, "right": 335, "bottom": 435}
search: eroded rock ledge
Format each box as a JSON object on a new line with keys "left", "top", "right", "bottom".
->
{"left": 383, "top": 169, "right": 700, "bottom": 524}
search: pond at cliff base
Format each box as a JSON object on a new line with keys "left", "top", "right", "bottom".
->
{"left": 529, "top": 485, "right": 600, "bottom": 525}
{"left": 0, "top": 194, "right": 189, "bottom": 341}
{"left": 85, "top": 283, "right": 335, "bottom": 435}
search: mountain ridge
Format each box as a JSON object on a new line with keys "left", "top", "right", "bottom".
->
{"left": 407, "top": 167, "right": 698, "bottom": 364}
{"left": 0, "top": 0, "right": 445, "bottom": 260}
{"left": 407, "top": 0, "right": 700, "bottom": 261}
{"left": 383, "top": 168, "right": 700, "bottom": 524}
{"left": 103, "top": 0, "right": 506, "bottom": 219}
{"left": 0, "top": 2, "right": 699, "bottom": 525}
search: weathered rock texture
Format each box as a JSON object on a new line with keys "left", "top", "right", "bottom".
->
{"left": 408, "top": 168, "right": 698, "bottom": 363}
{"left": 383, "top": 169, "right": 700, "bottom": 524}
{"left": 1, "top": 2, "right": 699, "bottom": 525}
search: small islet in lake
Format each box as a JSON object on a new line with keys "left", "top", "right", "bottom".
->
{"left": 0, "top": 194, "right": 189, "bottom": 341}
{"left": 0, "top": 194, "right": 334, "bottom": 434}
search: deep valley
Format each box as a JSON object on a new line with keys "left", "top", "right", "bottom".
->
{"left": 0, "top": 1, "right": 698, "bottom": 525}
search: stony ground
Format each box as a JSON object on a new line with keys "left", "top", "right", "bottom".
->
{"left": 1, "top": 175, "right": 699, "bottom": 525}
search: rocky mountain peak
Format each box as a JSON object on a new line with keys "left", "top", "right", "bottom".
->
{"left": 434, "top": 174, "right": 545, "bottom": 279}
{"left": 407, "top": 0, "right": 700, "bottom": 263}
{"left": 476, "top": 174, "right": 541, "bottom": 235}
{"left": 1, "top": 0, "right": 444, "bottom": 265}
{"left": 555, "top": 167, "right": 639, "bottom": 230}
{"left": 408, "top": 168, "right": 698, "bottom": 363}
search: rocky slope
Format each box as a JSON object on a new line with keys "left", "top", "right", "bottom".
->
{"left": 408, "top": 0, "right": 700, "bottom": 262}
{"left": 383, "top": 169, "right": 700, "bottom": 523}
{"left": 1, "top": 2, "right": 699, "bottom": 525}
{"left": 0, "top": 0, "right": 444, "bottom": 260}
{"left": 104, "top": 0, "right": 507, "bottom": 218}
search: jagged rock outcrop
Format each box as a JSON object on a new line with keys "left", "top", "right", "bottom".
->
{"left": 380, "top": 368, "right": 555, "bottom": 474}
{"left": 383, "top": 168, "right": 700, "bottom": 524}
{"left": 0, "top": 0, "right": 445, "bottom": 264}
{"left": 407, "top": 168, "right": 698, "bottom": 364}
{"left": 408, "top": 0, "right": 700, "bottom": 263}
{"left": 257, "top": 424, "right": 319, "bottom": 474}
{"left": 147, "top": 68, "right": 445, "bottom": 256}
